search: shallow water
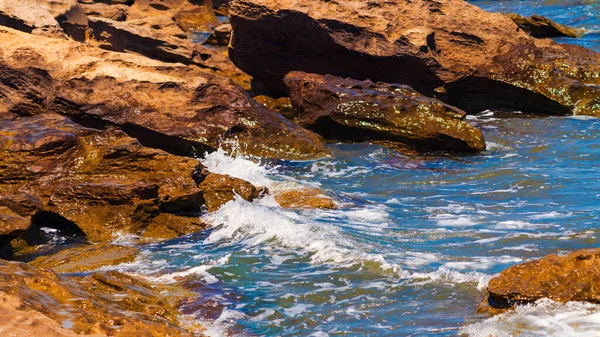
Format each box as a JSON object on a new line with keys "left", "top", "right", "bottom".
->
{"left": 108, "top": 2, "right": 600, "bottom": 336}
{"left": 472, "top": 0, "right": 600, "bottom": 51}
{"left": 105, "top": 113, "right": 600, "bottom": 336}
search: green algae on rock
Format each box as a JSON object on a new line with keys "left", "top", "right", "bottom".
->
{"left": 285, "top": 72, "right": 485, "bottom": 154}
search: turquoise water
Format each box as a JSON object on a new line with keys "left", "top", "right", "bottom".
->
{"left": 113, "top": 3, "right": 600, "bottom": 336}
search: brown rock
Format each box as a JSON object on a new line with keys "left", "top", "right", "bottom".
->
{"left": 0, "top": 207, "right": 29, "bottom": 235}
{"left": 0, "top": 0, "right": 89, "bottom": 41}
{"left": 487, "top": 248, "right": 600, "bottom": 309}
{"left": 198, "top": 172, "right": 264, "bottom": 212}
{"left": 0, "top": 26, "right": 329, "bottom": 160}
{"left": 0, "top": 291, "right": 107, "bottom": 337}
{"left": 81, "top": 3, "right": 128, "bottom": 21}
{"left": 285, "top": 72, "right": 485, "bottom": 153}
{"left": 0, "top": 0, "right": 63, "bottom": 37}
{"left": 229, "top": 0, "right": 600, "bottom": 116}
{"left": 0, "top": 114, "right": 204, "bottom": 243}
{"left": 212, "top": 0, "right": 229, "bottom": 15}
{"left": 0, "top": 259, "right": 193, "bottom": 336}
{"left": 204, "top": 22, "right": 231, "bottom": 46}
{"left": 87, "top": 16, "right": 251, "bottom": 88}
{"left": 254, "top": 95, "right": 294, "bottom": 120}
{"left": 275, "top": 188, "right": 335, "bottom": 210}
{"left": 127, "top": 0, "right": 218, "bottom": 36}
{"left": 29, "top": 244, "right": 139, "bottom": 273}
{"left": 142, "top": 213, "right": 208, "bottom": 240}
{"left": 507, "top": 13, "right": 582, "bottom": 38}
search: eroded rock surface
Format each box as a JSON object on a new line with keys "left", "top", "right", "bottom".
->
{"left": 0, "top": 259, "right": 193, "bottom": 336}
{"left": 487, "top": 248, "right": 600, "bottom": 309}
{"left": 0, "top": 26, "right": 329, "bottom": 160}
{"left": 0, "top": 114, "right": 207, "bottom": 243}
{"left": 285, "top": 72, "right": 485, "bottom": 153}
{"left": 229, "top": 0, "right": 600, "bottom": 116}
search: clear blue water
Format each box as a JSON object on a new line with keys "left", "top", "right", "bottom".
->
{"left": 113, "top": 2, "right": 600, "bottom": 336}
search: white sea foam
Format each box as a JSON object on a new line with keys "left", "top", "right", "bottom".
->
{"left": 529, "top": 211, "right": 573, "bottom": 220}
{"left": 409, "top": 267, "right": 493, "bottom": 291}
{"left": 461, "top": 299, "right": 600, "bottom": 337}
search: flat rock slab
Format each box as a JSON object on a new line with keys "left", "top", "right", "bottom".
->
{"left": 487, "top": 248, "right": 600, "bottom": 308}
{"left": 30, "top": 244, "right": 139, "bottom": 273}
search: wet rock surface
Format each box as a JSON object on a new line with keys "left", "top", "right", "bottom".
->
{"left": 487, "top": 248, "right": 600, "bottom": 308}
{"left": 285, "top": 72, "right": 485, "bottom": 153}
{"left": 0, "top": 114, "right": 207, "bottom": 244}
{"left": 198, "top": 171, "right": 265, "bottom": 212}
{"left": 275, "top": 188, "right": 335, "bottom": 210}
{"left": 0, "top": 259, "right": 195, "bottom": 336}
{"left": 30, "top": 244, "right": 139, "bottom": 273}
{"left": 0, "top": 26, "right": 329, "bottom": 160}
{"left": 229, "top": 0, "right": 600, "bottom": 116}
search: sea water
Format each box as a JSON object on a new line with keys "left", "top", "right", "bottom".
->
{"left": 109, "top": 2, "right": 600, "bottom": 336}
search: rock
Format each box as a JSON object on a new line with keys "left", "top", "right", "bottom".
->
{"left": 213, "top": 0, "right": 229, "bottom": 15}
{"left": 81, "top": 3, "right": 128, "bottom": 21}
{"left": 204, "top": 22, "right": 231, "bottom": 46}
{"left": 0, "top": 259, "right": 194, "bottom": 336}
{"left": 229, "top": 0, "right": 600, "bottom": 116}
{"left": 29, "top": 244, "right": 139, "bottom": 273}
{"left": 41, "top": 0, "right": 90, "bottom": 41}
{"left": 0, "top": 0, "right": 89, "bottom": 41}
{"left": 0, "top": 291, "right": 107, "bottom": 337}
{"left": 0, "top": 207, "right": 31, "bottom": 256}
{"left": 0, "top": 114, "right": 205, "bottom": 243}
{"left": 0, "top": 26, "right": 329, "bottom": 160}
{"left": 285, "top": 72, "right": 485, "bottom": 153}
{"left": 254, "top": 95, "right": 294, "bottom": 120}
{"left": 487, "top": 248, "right": 600, "bottom": 309}
{"left": 0, "top": 0, "right": 63, "bottom": 37}
{"left": 87, "top": 16, "right": 250, "bottom": 89}
{"left": 198, "top": 172, "right": 264, "bottom": 212}
{"left": 507, "top": 13, "right": 582, "bottom": 38}
{"left": 0, "top": 193, "right": 44, "bottom": 218}
{"left": 127, "top": 0, "right": 218, "bottom": 36}
{"left": 275, "top": 188, "right": 335, "bottom": 210}
{"left": 142, "top": 213, "right": 208, "bottom": 240}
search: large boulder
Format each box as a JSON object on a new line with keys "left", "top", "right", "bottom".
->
{"left": 487, "top": 248, "right": 600, "bottom": 309}
{"left": 0, "top": 26, "right": 329, "bottom": 160}
{"left": 229, "top": 0, "right": 600, "bottom": 116}
{"left": 285, "top": 72, "right": 485, "bottom": 153}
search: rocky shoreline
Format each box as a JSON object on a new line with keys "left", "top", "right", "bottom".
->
{"left": 0, "top": 0, "right": 598, "bottom": 335}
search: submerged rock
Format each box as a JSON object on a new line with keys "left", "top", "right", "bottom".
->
{"left": 507, "top": 13, "right": 582, "bottom": 38}
{"left": 0, "top": 259, "right": 193, "bottom": 336}
{"left": 487, "top": 248, "right": 600, "bottom": 309}
{"left": 0, "top": 26, "right": 329, "bottom": 160}
{"left": 285, "top": 72, "right": 485, "bottom": 153}
{"left": 229, "top": 0, "right": 600, "bottom": 116}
